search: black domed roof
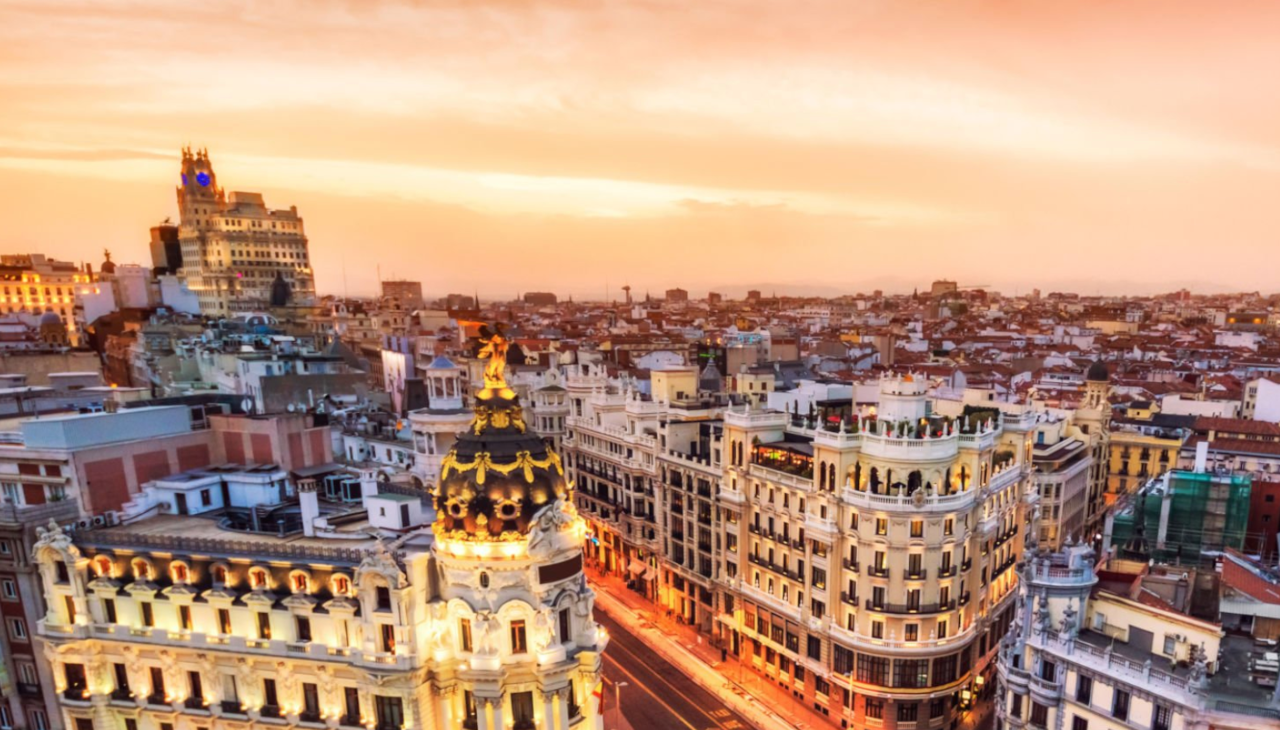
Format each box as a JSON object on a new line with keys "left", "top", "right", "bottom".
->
{"left": 433, "top": 391, "right": 567, "bottom": 540}
{"left": 1086, "top": 359, "right": 1110, "bottom": 382}
{"left": 433, "top": 328, "right": 568, "bottom": 542}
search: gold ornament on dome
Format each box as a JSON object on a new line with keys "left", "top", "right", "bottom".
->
{"left": 432, "top": 522, "right": 531, "bottom": 543}
{"left": 472, "top": 404, "right": 528, "bottom": 435}
{"left": 440, "top": 449, "right": 564, "bottom": 485}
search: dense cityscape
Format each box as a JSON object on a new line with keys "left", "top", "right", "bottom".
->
{"left": 0, "top": 148, "right": 1274, "bottom": 730}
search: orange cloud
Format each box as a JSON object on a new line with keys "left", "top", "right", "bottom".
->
{"left": 2, "top": 0, "right": 1279, "bottom": 296}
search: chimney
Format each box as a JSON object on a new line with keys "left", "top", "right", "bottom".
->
{"left": 298, "top": 478, "right": 319, "bottom": 537}
{"left": 1194, "top": 440, "right": 1209, "bottom": 473}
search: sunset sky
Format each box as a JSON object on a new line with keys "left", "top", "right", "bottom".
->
{"left": 3, "top": 0, "right": 1279, "bottom": 299}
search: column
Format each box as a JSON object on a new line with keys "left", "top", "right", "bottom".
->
{"left": 489, "top": 696, "right": 504, "bottom": 730}
{"left": 542, "top": 691, "right": 557, "bottom": 730}
{"left": 476, "top": 698, "right": 492, "bottom": 730}
{"left": 436, "top": 688, "right": 454, "bottom": 730}
{"left": 556, "top": 689, "right": 570, "bottom": 730}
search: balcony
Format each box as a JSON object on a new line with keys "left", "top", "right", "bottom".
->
{"left": 842, "top": 485, "right": 976, "bottom": 514}
{"left": 867, "top": 565, "right": 890, "bottom": 578}
{"left": 222, "top": 700, "right": 246, "bottom": 715}
{"left": 937, "top": 565, "right": 957, "bottom": 578}
{"left": 111, "top": 688, "right": 133, "bottom": 702}
{"left": 903, "top": 569, "right": 928, "bottom": 581}
{"left": 260, "top": 704, "right": 283, "bottom": 719}
{"left": 864, "top": 599, "right": 957, "bottom": 615}
{"left": 992, "top": 556, "right": 1017, "bottom": 579}
{"left": 842, "top": 559, "right": 860, "bottom": 573}
{"left": 841, "top": 591, "right": 859, "bottom": 607}
{"left": 747, "top": 553, "right": 802, "bottom": 581}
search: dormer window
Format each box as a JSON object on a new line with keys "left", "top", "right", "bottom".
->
{"left": 132, "top": 559, "right": 151, "bottom": 581}
{"left": 93, "top": 556, "right": 113, "bottom": 578}
{"left": 290, "top": 572, "right": 309, "bottom": 593}
{"left": 212, "top": 565, "right": 229, "bottom": 585}
{"left": 249, "top": 568, "right": 269, "bottom": 590}
{"left": 170, "top": 563, "right": 189, "bottom": 584}
{"left": 332, "top": 575, "right": 351, "bottom": 596}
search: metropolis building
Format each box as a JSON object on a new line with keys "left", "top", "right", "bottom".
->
{"left": 175, "top": 148, "right": 317, "bottom": 316}
{"left": 33, "top": 342, "right": 605, "bottom": 730}
{"left": 568, "top": 371, "right": 1035, "bottom": 729}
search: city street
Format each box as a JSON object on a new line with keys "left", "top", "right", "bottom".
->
{"left": 597, "top": 609, "right": 755, "bottom": 730}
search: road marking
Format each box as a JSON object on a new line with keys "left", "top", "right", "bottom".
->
{"left": 603, "top": 628, "right": 745, "bottom": 730}
{"left": 603, "top": 652, "right": 701, "bottom": 730}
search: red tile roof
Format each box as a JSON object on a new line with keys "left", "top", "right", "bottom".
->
{"left": 1221, "top": 549, "right": 1280, "bottom": 604}
{"left": 1194, "top": 417, "right": 1280, "bottom": 437}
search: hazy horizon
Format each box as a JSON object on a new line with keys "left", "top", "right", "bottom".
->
{"left": 4, "top": 1, "right": 1280, "bottom": 300}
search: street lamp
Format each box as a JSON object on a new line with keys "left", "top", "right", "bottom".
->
{"left": 612, "top": 681, "right": 628, "bottom": 730}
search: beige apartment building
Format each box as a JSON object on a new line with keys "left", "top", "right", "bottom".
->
{"left": 569, "top": 369, "right": 1037, "bottom": 729}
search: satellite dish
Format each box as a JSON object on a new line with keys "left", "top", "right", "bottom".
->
{"left": 241, "top": 397, "right": 253, "bottom": 413}
{"left": 287, "top": 403, "right": 297, "bottom": 413}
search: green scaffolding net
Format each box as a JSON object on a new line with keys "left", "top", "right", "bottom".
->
{"left": 1111, "top": 471, "right": 1252, "bottom": 565}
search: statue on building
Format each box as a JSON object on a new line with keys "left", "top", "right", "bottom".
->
{"left": 477, "top": 323, "right": 510, "bottom": 392}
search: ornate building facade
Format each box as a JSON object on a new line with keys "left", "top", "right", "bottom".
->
{"left": 175, "top": 148, "right": 316, "bottom": 316}
{"left": 996, "top": 540, "right": 1271, "bottom": 730}
{"left": 33, "top": 338, "right": 606, "bottom": 730}
{"left": 568, "top": 370, "right": 1036, "bottom": 728}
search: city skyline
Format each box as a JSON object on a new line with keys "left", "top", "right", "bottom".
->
{"left": 4, "top": 1, "right": 1280, "bottom": 298}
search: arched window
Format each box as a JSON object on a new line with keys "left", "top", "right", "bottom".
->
{"left": 907, "top": 471, "right": 923, "bottom": 493}
{"left": 869, "top": 467, "right": 881, "bottom": 491}
{"left": 332, "top": 575, "right": 351, "bottom": 596}
{"left": 249, "top": 567, "right": 269, "bottom": 590}
{"left": 828, "top": 464, "right": 836, "bottom": 492}
{"left": 170, "top": 562, "right": 189, "bottom": 584}
{"left": 819, "top": 462, "right": 827, "bottom": 490}
{"left": 853, "top": 463, "right": 862, "bottom": 490}
{"left": 290, "top": 572, "right": 309, "bottom": 593}
{"left": 131, "top": 559, "right": 151, "bottom": 581}
{"left": 93, "top": 556, "right": 113, "bottom": 578}
{"left": 212, "top": 564, "right": 229, "bottom": 585}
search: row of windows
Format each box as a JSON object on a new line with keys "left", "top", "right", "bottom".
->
{"left": 88, "top": 555, "right": 354, "bottom": 596}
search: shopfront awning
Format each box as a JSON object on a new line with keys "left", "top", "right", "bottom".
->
{"left": 642, "top": 566, "right": 657, "bottom": 581}
{"left": 628, "top": 561, "right": 646, "bottom": 576}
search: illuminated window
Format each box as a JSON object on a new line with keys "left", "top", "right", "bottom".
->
{"left": 510, "top": 620, "right": 528, "bottom": 653}
{"left": 290, "top": 572, "right": 309, "bottom": 593}
{"left": 94, "top": 556, "right": 113, "bottom": 578}
{"left": 132, "top": 559, "right": 151, "bottom": 581}
{"left": 332, "top": 575, "right": 351, "bottom": 595}
{"left": 170, "top": 563, "right": 189, "bottom": 584}
{"left": 249, "top": 568, "right": 268, "bottom": 589}
{"left": 212, "top": 565, "right": 229, "bottom": 585}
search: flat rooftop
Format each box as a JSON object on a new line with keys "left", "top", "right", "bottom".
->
{"left": 77, "top": 511, "right": 386, "bottom": 564}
